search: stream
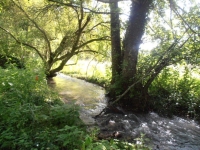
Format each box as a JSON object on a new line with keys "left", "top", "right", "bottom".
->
{"left": 49, "top": 73, "right": 200, "bottom": 150}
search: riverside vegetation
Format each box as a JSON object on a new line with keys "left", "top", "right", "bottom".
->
{"left": 63, "top": 60, "right": 200, "bottom": 121}
{"left": 1, "top": 0, "right": 200, "bottom": 149}
{"left": 0, "top": 62, "right": 150, "bottom": 150}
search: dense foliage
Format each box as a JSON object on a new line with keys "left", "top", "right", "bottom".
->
{"left": 0, "top": 54, "right": 25, "bottom": 69}
{"left": 0, "top": 64, "right": 150, "bottom": 149}
{"left": 149, "top": 64, "right": 200, "bottom": 120}
{"left": 0, "top": 0, "right": 200, "bottom": 148}
{"left": 0, "top": 66, "right": 85, "bottom": 149}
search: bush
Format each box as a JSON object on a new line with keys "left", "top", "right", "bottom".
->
{"left": 0, "top": 67, "right": 85, "bottom": 149}
{"left": 149, "top": 65, "right": 200, "bottom": 120}
{"left": 82, "top": 130, "right": 151, "bottom": 150}
{"left": 0, "top": 54, "right": 25, "bottom": 69}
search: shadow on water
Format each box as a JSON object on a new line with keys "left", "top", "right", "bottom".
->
{"left": 49, "top": 73, "right": 200, "bottom": 150}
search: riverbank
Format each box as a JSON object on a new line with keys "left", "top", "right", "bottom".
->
{"left": 62, "top": 60, "right": 111, "bottom": 88}
{"left": 62, "top": 61, "right": 200, "bottom": 123}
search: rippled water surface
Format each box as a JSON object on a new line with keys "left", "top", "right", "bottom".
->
{"left": 50, "top": 73, "right": 200, "bottom": 150}
{"left": 96, "top": 113, "right": 200, "bottom": 150}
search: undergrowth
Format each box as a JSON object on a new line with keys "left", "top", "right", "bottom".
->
{"left": 150, "top": 65, "right": 200, "bottom": 120}
{"left": 0, "top": 66, "right": 85, "bottom": 149}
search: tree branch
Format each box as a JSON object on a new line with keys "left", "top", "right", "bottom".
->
{"left": 71, "top": 5, "right": 92, "bottom": 53}
{"left": 54, "top": 34, "right": 70, "bottom": 58}
{"left": 0, "top": 26, "right": 45, "bottom": 61}
{"left": 75, "top": 36, "right": 110, "bottom": 50}
{"left": 12, "top": 0, "right": 52, "bottom": 54}
{"left": 48, "top": 0, "right": 124, "bottom": 15}
{"left": 169, "top": 0, "right": 199, "bottom": 35}
{"left": 85, "top": 21, "right": 110, "bottom": 32}
{"left": 144, "top": 31, "right": 192, "bottom": 90}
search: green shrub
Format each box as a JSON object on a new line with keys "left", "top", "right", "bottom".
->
{"left": 149, "top": 65, "right": 200, "bottom": 120}
{"left": 0, "top": 67, "right": 85, "bottom": 149}
{"left": 80, "top": 128, "right": 151, "bottom": 150}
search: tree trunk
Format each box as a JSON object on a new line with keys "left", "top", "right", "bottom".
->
{"left": 112, "top": 0, "right": 153, "bottom": 112}
{"left": 46, "top": 53, "right": 73, "bottom": 78}
{"left": 110, "top": 2, "right": 122, "bottom": 84}
{"left": 122, "top": 0, "right": 153, "bottom": 84}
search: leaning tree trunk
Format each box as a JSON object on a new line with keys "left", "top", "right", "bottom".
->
{"left": 117, "top": 0, "right": 153, "bottom": 112}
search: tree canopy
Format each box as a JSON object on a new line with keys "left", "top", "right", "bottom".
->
{"left": 0, "top": 0, "right": 200, "bottom": 117}
{"left": 0, "top": 0, "right": 110, "bottom": 77}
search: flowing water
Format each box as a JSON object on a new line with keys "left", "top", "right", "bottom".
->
{"left": 49, "top": 73, "right": 200, "bottom": 150}
{"left": 48, "top": 73, "right": 107, "bottom": 125}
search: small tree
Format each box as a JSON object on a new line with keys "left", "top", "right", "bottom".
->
{"left": 0, "top": 0, "right": 110, "bottom": 77}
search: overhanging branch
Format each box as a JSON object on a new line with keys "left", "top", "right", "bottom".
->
{"left": 12, "top": 0, "right": 52, "bottom": 54}
{"left": 0, "top": 26, "right": 45, "bottom": 61}
{"left": 169, "top": 0, "right": 199, "bottom": 35}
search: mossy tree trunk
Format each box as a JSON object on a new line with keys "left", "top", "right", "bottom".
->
{"left": 110, "top": 2, "right": 122, "bottom": 84}
{"left": 108, "top": 0, "right": 154, "bottom": 112}
{"left": 120, "top": 0, "right": 153, "bottom": 111}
